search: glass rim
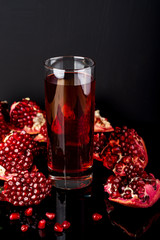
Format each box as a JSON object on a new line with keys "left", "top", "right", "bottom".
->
{"left": 44, "top": 55, "right": 95, "bottom": 71}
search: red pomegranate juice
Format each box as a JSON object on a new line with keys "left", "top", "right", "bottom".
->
{"left": 45, "top": 72, "right": 95, "bottom": 177}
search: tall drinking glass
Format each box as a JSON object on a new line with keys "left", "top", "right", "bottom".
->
{"left": 44, "top": 56, "right": 95, "bottom": 189}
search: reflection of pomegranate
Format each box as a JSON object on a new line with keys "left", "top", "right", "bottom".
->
{"left": 104, "top": 170, "right": 160, "bottom": 208}
{"left": 102, "top": 126, "right": 148, "bottom": 176}
{"left": 10, "top": 98, "right": 47, "bottom": 141}
{"left": 61, "top": 104, "right": 75, "bottom": 120}
{"left": 105, "top": 198, "right": 160, "bottom": 238}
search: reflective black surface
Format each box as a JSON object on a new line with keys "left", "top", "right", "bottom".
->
{"left": 0, "top": 124, "right": 160, "bottom": 240}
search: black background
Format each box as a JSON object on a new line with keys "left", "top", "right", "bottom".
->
{"left": 0, "top": 1, "right": 160, "bottom": 240}
{"left": 0, "top": 0, "right": 159, "bottom": 125}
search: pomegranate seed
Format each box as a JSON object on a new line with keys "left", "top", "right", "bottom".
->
{"left": 24, "top": 207, "right": 33, "bottom": 216}
{"left": 21, "top": 225, "right": 29, "bottom": 232}
{"left": 45, "top": 212, "right": 55, "bottom": 220}
{"left": 38, "top": 219, "right": 46, "bottom": 229}
{"left": 92, "top": 213, "right": 103, "bottom": 221}
{"left": 62, "top": 220, "right": 71, "bottom": 229}
{"left": 9, "top": 212, "right": 20, "bottom": 220}
{"left": 54, "top": 222, "right": 63, "bottom": 232}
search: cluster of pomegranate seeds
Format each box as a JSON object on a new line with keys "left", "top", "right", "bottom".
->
{"left": 109, "top": 126, "right": 147, "bottom": 160}
{"left": 40, "top": 122, "right": 47, "bottom": 138}
{"left": 0, "top": 101, "right": 10, "bottom": 142}
{"left": 0, "top": 130, "right": 38, "bottom": 173}
{"left": 10, "top": 98, "right": 41, "bottom": 129}
{"left": 0, "top": 113, "right": 10, "bottom": 142}
{"left": 3, "top": 170, "right": 52, "bottom": 206}
{"left": 93, "top": 133, "right": 106, "bottom": 161}
{"left": 9, "top": 98, "right": 47, "bottom": 141}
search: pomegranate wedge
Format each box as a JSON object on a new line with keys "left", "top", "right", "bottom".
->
{"left": 10, "top": 98, "right": 47, "bottom": 141}
{"left": 104, "top": 172, "right": 160, "bottom": 208}
{"left": 102, "top": 126, "right": 148, "bottom": 176}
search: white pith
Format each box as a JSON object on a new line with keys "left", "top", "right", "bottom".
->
{"left": 0, "top": 165, "right": 6, "bottom": 175}
{"left": 94, "top": 110, "right": 112, "bottom": 128}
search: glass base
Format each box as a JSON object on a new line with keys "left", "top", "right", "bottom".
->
{"left": 49, "top": 172, "right": 93, "bottom": 190}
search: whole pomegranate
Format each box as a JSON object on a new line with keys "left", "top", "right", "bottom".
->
{"left": 102, "top": 126, "right": 148, "bottom": 176}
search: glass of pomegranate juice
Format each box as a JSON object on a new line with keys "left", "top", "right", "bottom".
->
{"left": 44, "top": 56, "right": 95, "bottom": 189}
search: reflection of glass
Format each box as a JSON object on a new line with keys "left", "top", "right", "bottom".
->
{"left": 44, "top": 56, "right": 95, "bottom": 190}
{"left": 54, "top": 185, "right": 92, "bottom": 240}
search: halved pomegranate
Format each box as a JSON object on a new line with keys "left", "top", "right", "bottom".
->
{"left": 102, "top": 126, "right": 148, "bottom": 175}
{"left": 104, "top": 170, "right": 160, "bottom": 208}
{"left": 0, "top": 169, "right": 52, "bottom": 206}
{"left": 0, "top": 130, "right": 37, "bottom": 173}
{"left": 10, "top": 98, "right": 47, "bottom": 141}
{"left": 94, "top": 110, "right": 114, "bottom": 132}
